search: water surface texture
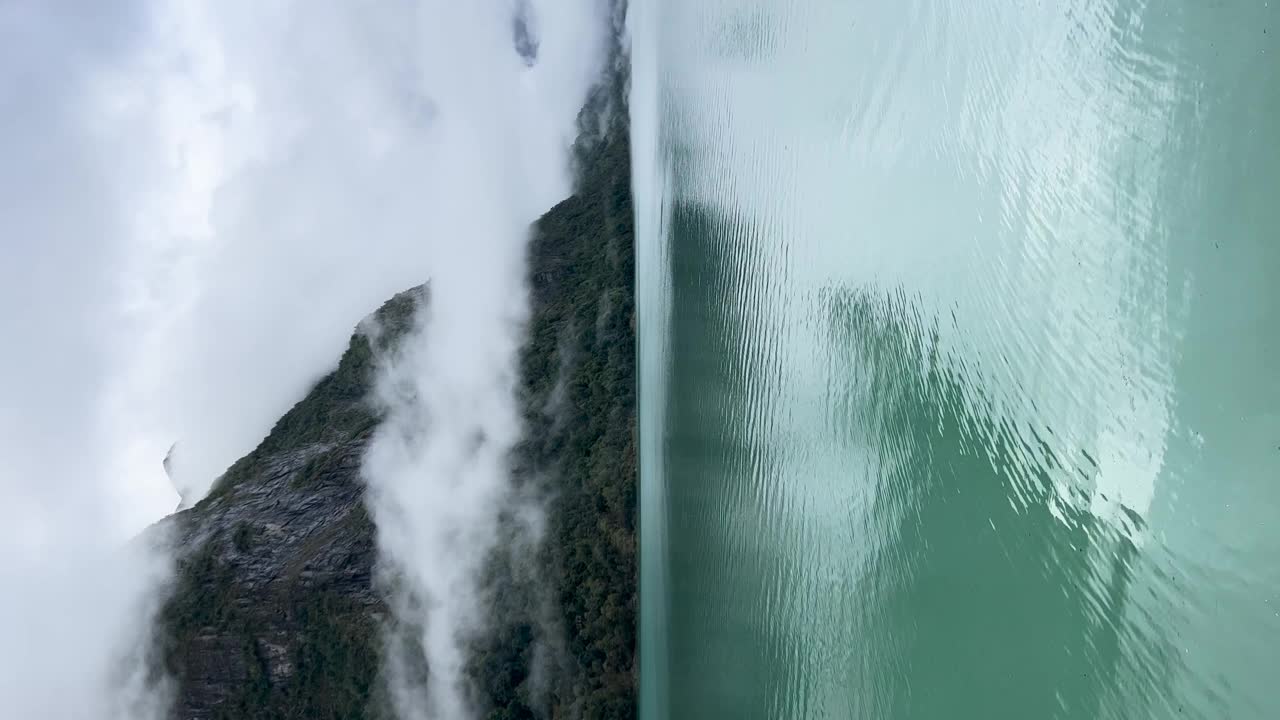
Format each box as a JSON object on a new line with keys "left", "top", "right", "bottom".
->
{"left": 632, "top": 1, "right": 1278, "bottom": 718}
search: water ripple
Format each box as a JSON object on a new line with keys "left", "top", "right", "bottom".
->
{"left": 635, "top": 0, "right": 1280, "bottom": 717}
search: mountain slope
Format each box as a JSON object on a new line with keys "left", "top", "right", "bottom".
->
{"left": 158, "top": 288, "right": 417, "bottom": 720}
{"left": 155, "top": 51, "right": 636, "bottom": 720}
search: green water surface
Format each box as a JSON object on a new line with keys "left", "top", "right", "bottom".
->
{"left": 633, "top": 1, "right": 1279, "bottom": 717}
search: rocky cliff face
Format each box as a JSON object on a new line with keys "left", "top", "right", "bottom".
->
{"left": 158, "top": 289, "right": 419, "bottom": 720}
{"left": 155, "top": 43, "right": 635, "bottom": 720}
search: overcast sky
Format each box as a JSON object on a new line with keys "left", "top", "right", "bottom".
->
{"left": 0, "top": 1, "right": 606, "bottom": 717}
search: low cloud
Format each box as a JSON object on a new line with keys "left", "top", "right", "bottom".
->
{"left": 357, "top": 2, "right": 607, "bottom": 717}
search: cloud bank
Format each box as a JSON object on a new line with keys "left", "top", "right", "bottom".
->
{"left": 0, "top": 0, "right": 604, "bottom": 717}
{"left": 1, "top": 3, "right": 175, "bottom": 717}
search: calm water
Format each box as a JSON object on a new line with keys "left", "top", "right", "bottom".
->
{"left": 631, "top": 1, "right": 1279, "bottom": 718}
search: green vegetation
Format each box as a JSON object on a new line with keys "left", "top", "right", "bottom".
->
{"left": 474, "top": 80, "right": 637, "bottom": 718}
{"left": 161, "top": 504, "right": 387, "bottom": 720}
{"left": 157, "top": 290, "right": 421, "bottom": 720}
{"left": 231, "top": 521, "right": 257, "bottom": 553}
{"left": 536, "top": 124, "right": 637, "bottom": 720}
{"left": 203, "top": 288, "right": 422, "bottom": 503}
{"left": 282, "top": 589, "right": 383, "bottom": 720}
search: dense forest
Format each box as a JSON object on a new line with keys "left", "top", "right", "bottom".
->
{"left": 476, "top": 47, "right": 636, "bottom": 718}
{"left": 153, "top": 21, "right": 635, "bottom": 720}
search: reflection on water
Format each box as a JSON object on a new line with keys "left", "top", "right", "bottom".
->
{"left": 632, "top": 0, "right": 1279, "bottom": 717}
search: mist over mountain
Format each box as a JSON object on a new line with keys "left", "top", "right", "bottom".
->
{"left": 153, "top": 25, "right": 635, "bottom": 720}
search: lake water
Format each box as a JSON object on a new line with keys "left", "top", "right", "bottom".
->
{"left": 631, "top": 1, "right": 1279, "bottom": 717}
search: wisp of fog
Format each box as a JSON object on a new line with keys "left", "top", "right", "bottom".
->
{"left": 359, "top": 2, "right": 607, "bottom": 718}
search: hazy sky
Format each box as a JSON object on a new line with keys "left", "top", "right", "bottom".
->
{"left": 0, "top": 1, "right": 606, "bottom": 717}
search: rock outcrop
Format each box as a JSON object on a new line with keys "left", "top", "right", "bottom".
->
{"left": 158, "top": 289, "right": 420, "bottom": 720}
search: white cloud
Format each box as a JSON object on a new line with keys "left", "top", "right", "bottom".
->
{"left": 357, "top": 1, "right": 608, "bottom": 717}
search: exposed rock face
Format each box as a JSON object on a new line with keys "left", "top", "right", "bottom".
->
{"left": 158, "top": 289, "right": 420, "bottom": 720}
